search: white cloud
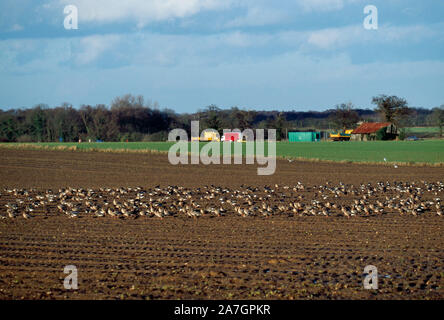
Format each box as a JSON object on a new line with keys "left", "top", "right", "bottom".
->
{"left": 2, "top": 31, "right": 444, "bottom": 110}
{"left": 56, "top": 0, "right": 233, "bottom": 27}
{"left": 306, "top": 23, "right": 442, "bottom": 49}
{"left": 49, "top": 0, "right": 364, "bottom": 30}
{"left": 216, "top": 31, "right": 272, "bottom": 47}
{"left": 223, "top": 0, "right": 361, "bottom": 28}
{"left": 308, "top": 28, "right": 343, "bottom": 49}
{"left": 2, "top": 20, "right": 443, "bottom": 76}
{"left": 380, "top": 24, "right": 439, "bottom": 42}
{"left": 225, "top": 6, "right": 286, "bottom": 27}
{"left": 73, "top": 34, "right": 122, "bottom": 65}
{"left": 295, "top": 0, "right": 361, "bottom": 12}
{"left": 304, "top": 26, "right": 370, "bottom": 49}
{"left": 0, "top": 37, "right": 71, "bottom": 74}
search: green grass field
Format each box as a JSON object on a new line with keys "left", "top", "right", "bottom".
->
{"left": 405, "top": 127, "right": 440, "bottom": 134}
{"left": 1, "top": 140, "right": 443, "bottom": 164}
{"left": 277, "top": 140, "right": 443, "bottom": 163}
{"left": 403, "top": 127, "right": 441, "bottom": 139}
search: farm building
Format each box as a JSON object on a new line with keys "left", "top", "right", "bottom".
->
{"left": 288, "top": 131, "right": 321, "bottom": 142}
{"left": 351, "top": 122, "right": 398, "bottom": 141}
{"left": 222, "top": 132, "right": 242, "bottom": 142}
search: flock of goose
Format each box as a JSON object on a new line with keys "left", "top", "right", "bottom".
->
{"left": 1, "top": 181, "right": 443, "bottom": 220}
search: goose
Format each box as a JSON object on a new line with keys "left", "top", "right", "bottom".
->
{"left": 7, "top": 209, "right": 17, "bottom": 219}
{"left": 341, "top": 207, "right": 350, "bottom": 218}
{"left": 154, "top": 210, "right": 164, "bottom": 219}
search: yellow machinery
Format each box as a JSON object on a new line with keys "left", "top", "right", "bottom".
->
{"left": 191, "top": 131, "right": 220, "bottom": 142}
{"left": 330, "top": 129, "right": 353, "bottom": 141}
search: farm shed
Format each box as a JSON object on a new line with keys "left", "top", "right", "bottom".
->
{"left": 351, "top": 122, "right": 398, "bottom": 141}
{"left": 222, "top": 132, "right": 242, "bottom": 142}
{"left": 288, "top": 132, "right": 321, "bottom": 142}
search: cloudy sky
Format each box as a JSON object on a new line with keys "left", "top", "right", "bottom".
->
{"left": 0, "top": 0, "right": 443, "bottom": 112}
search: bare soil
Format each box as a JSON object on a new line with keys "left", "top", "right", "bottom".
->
{"left": 0, "top": 149, "right": 443, "bottom": 299}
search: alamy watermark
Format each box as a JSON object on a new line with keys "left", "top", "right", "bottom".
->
{"left": 64, "top": 5, "right": 78, "bottom": 30}
{"left": 363, "top": 265, "right": 378, "bottom": 290}
{"left": 63, "top": 4, "right": 378, "bottom": 31}
{"left": 363, "top": 5, "right": 378, "bottom": 30}
{"left": 168, "top": 121, "right": 276, "bottom": 176}
{"left": 64, "top": 265, "right": 78, "bottom": 290}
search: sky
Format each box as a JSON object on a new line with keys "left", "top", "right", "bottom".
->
{"left": 0, "top": 0, "right": 443, "bottom": 112}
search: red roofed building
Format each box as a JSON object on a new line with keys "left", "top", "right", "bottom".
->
{"left": 351, "top": 122, "right": 398, "bottom": 141}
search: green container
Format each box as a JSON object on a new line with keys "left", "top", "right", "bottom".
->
{"left": 288, "top": 132, "right": 321, "bottom": 142}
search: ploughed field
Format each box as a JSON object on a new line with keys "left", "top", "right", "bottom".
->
{"left": 0, "top": 149, "right": 443, "bottom": 299}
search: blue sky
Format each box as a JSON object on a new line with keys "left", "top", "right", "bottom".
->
{"left": 0, "top": 0, "right": 443, "bottom": 112}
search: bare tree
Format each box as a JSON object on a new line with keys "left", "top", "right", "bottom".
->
{"left": 372, "top": 95, "right": 411, "bottom": 125}
{"left": 201, "top": 105, "right": 222, "bottom": 132}
{"left": 330, "top": 102, "right": 359, "bottom": 131}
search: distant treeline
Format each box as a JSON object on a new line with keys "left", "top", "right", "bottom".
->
{"left": 0, "top": 94, "right": 440, "bottom": 142}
